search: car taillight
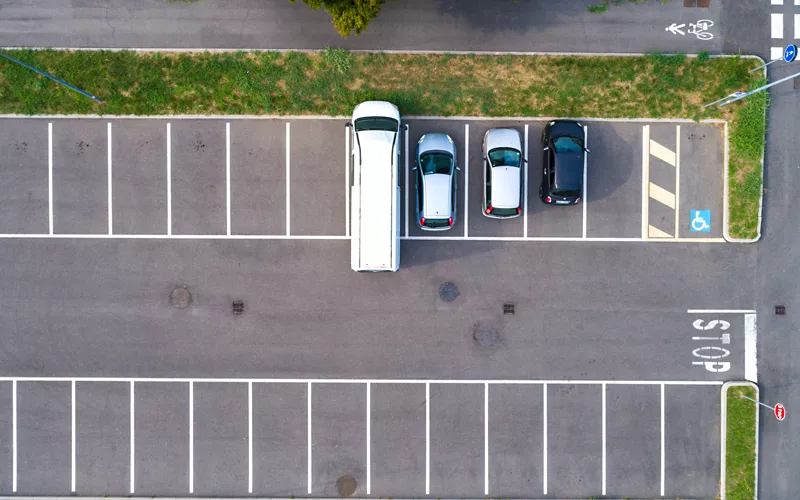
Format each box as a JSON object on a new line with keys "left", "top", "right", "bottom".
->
{"left": 420, "top": 217, "right": 426, "bottom": 226}
{"left": 545, "top": 196, "right": 551, "bottom": 203}
{"left": 516, "top": 206, "right": 521, "bottom": 214}
{"left": 575, "top": 197, "right": 581, "bottom": 204}
{"left": 448, "top": 217, "right": 453, "bottom": 226}
{"left": 486, "top": 205, "right": 493, "bottom": 214}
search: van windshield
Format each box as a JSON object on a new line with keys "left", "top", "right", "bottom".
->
{"left": 354, "top": 117, "right": 399, "bottom": 132}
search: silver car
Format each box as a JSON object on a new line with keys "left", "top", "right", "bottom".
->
{"left": 482, "top": 128, "right": 523, "bottom": 218}
{"left": 414, "top": 133, "right": 458, "bottom": 230}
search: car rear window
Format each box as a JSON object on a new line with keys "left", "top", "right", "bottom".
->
{"left": 552, "top": 188, "right": 580, "bottom": 197}
{"left": 354, "top": 117, "right": 398, "bottom": 132}
{"left": 419, "top": 152, "right": 453, "bottom": 175}
{"left": 423, "top": 218, "right": 450, "bottom": 228}
{"left": 491, "top": 207, "right": 518, "bottom": 216}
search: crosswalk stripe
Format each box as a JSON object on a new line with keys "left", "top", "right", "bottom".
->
{"left": 649, "top": 139, "right": 676, "bottom": 167}
{"left": 649, "top": 182, "right": 676, "bottom": 209}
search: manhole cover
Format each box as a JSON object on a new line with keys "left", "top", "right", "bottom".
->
{"left": 775, "top": 304, "right": 786, "bottom": 315}
{"left": 438, "top": 282, "right": 460, "bottom": 302}
{"left": 169, "top": 286, "right": 192, "bottom": 309}
{"left": 232, "top": 300, "right": 244, "bottom": 314}
{"left": 335, "top": 475, "right": 357, "bottom": 497}
{"left": 503, "top": 303, "right": 515, "bottom": 315}
{"left": 473, "top": 325, "right": 499, "bottom": 347}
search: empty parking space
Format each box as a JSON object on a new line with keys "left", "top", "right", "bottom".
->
{"left": 290, "top": 121, "right": 346, "bottom": 236}
{"left": 133, "top": 382, "right": 189, "bottom": 495}
{"left": 370, "top": 383, "right": 426, "bottom": 496}
{"left": 678, "top": 123, "right": 724, "bottom": 239}
{"left": 193, "top": 382, "right": 247, "bottom": 496}
{"left": 170, "top": 121, "right": 226, "bottom": 235}
{"left": 16, "top": 381, "right": 71, "bottom": 494}
{"left": 230, "top": 121, "right": 286, "bottom": 235}
{"left": 52, "top": 121, "right": 108, "bottom": 234}
{"left": 253, "top": 383, "right": 307, "bottom": 496}
{"left": 75, "top": 382, "right": 129, "bottom": 495}
{"left": 110, "top": 121, "right": 168, "bottom": 235}
{"left": 0, "top": 120, "right": 49, "bottom": 234}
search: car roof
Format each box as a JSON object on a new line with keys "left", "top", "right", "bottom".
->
{"left": 491, "top": 166, "right": 520, "bottom": 208}
{"left": 554, "top": 152, "right": 583, "bottom": 189}
{"left": 422, "top": 174, "right": 452, "bottom": 218}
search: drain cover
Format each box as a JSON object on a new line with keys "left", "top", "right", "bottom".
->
{"left": 438, "top": 282, "right": 460, "bottom": 302}
{"left": 335, "top": 475, "right": 357, "bottom": 497}
{"left": 473, "top": 325, "right": 499, "bottom": 347}
{"left": 232, "top": 300, "right": 244, "bottom": 314}
{"left": 775, "top": 304, "right": 786, "bottom": 315}
{"left": 169, "top": 287, "right": 192, "bottom": 309}
{"left": 503, "top": 303, "right": 515, "bottom": 315}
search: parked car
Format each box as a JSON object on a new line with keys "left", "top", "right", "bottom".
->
{"left": 414, "top": 133, "right": 458, "bottom": 230}
{"left": 482, "top": 128, "right": 523, "bottom": 218}
{"left": 540, "top": 120, "right": 588, "bottom": 205}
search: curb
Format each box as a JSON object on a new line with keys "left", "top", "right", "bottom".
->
{"left": 720, "top": 381, "right": 760, "bottom": 500}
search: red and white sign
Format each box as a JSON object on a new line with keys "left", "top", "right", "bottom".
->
{"left": 774, "top": 403, "right": 786, "bottom": 421}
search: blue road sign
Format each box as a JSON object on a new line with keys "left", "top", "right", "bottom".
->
{"left": 690, "top": 210, "right": 711, "bottom": 233}
{"left": 785, "top": 44, "right": 798, "bottom": 63}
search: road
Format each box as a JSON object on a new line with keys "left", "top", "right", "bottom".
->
{"left": 0, "top": 0, "right": 795, "bottom": 498}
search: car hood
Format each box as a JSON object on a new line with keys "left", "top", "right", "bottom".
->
{"left": 549, "top": 120, "right": 584, "bottom": 139}
{"left": 491, "top": 167, "right": 520, "bottom": 208}
{"left": 485, "top": 128, "right": 521, "bottom": 152}
{"left": 423, "top": 174, "right": 452, "bottom": 218}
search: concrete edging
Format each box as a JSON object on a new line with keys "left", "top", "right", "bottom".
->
{"left": 720, "top": 380, "right": 760, "bottom": 500}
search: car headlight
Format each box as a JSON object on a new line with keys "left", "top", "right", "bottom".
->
{"left": 549, "top": 121, "right": 555, "bottom": 125}
{"left": 418, "top": 135, "right": 426, "bottom": 144}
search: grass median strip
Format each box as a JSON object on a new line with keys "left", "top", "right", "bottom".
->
{"left": 725, "top": 385, "right": 758, "bottom": 500}
{"left": 0, "top": 48, "right": 765, "bottom": 239}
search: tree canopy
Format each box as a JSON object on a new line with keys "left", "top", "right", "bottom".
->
{"left": 290, "top": 0, "right": 386, "bottom": 37}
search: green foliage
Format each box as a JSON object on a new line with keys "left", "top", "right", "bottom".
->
{"left": 290, "top": 0, "right": 386, "bottom": 37}
{"left": 588, "top": 0, "right": 671, "bottom": 13}
{"left": 725, "top": 386, "right": 757, "bottom": 499}
{"left": 697, "top": 51, "right": 710, "bottom": 63}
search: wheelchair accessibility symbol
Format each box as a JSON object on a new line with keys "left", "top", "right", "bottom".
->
{"left": 690, "top": 210, "right": 711, "bottom": 232}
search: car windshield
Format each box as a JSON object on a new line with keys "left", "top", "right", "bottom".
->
{"left": 354, "top": 116, "right": 399, "bottom": 132}
{"left": 552, "top": 188, "right": 580, "bottom": 197}
{"left": 419, "top": 152, "right": 453, "bottom": 175}
{"left": 488, "top": 148, "right": 521, "bottom": 168}
{"left": 552, "top": 136, "right": 584, "bottom": 154}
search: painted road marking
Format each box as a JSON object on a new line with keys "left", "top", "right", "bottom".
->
{"left": 582, "top": 125, "right": 588, "bottom": 239}
{"left": 649, "top": 225, "right": 673, "bottom": 238}
{"left": 690, "top": 210, "right": 711, "bottom": 232}
{"left": 771, "top": 47, "right": 784, "bottom": 61}
{"left": 771, "top": 0, "right": 783, "bottom": 5}
{"left": 772, "top": 13, "right": 784, "bottom": 38}
{"left": 745, "top": 314, "right": 757, "bottom": 382}
{"left": 107, "top": 123, "right": 113, "bottom": 235}
{"left": 48, "top": 122, "right": 53, "bottom": 235}
{"left": 425, "top": 382, "right": 430, "bottom": 495}
{"left": 641, "top": 126, "right": 650, "bottom": 239}
{"left": 366, "top": 382, "right": 371, "bottom": 495}
{"left": 649, "top": 139, "right": 676, "bottom": 166}
{"left": 649, "top": 182, "right": 676, "bottom": 209}
{"left": 12, "top": 380, "right": 16, "bottom": 493}
{"left": 404, "top": 123, "right": 409, "bottom": 238}
{"left": 523, "top": 124, "right": 529, "bottom": 238}
{"left": 345, "top": 124, "right": 351, "bottom": 238}
{"left": 660, "top": 383, "right": 665, "bottom": 497}
{"left": 285, "top": 123, "right": 291, "bottom": 236}
{"left": 248, "top": 381, "right": 253, "bottom": 494}
{"left": 307, "top": 382, "right": 312, "bottom": 494}
{"left": 226, "top": 122, "right": 231, "bottom": 236}
{"left": 71, "top": 380, "right": 76, "bottom": 492}
{"left": 166, "top": 123, "right": 172, "bottom": 236}
{"left": 542, "top": 383, "right": 548, "bottom": 496}
{"left": 601, "top": 382, "right": 606, "bottom": 496}
{"left": 484, "top": 382, "right": 489, "bottom": 496}
{"left": 464, "top": 124, "right": 469, "bottom": 238}
{"left": 796, "top": 14, "right": 800, "bottom": 39}
{"left": 189, "top": 381, "right": 194, "bottom": 493}
{"left": 129, "top": 381, "right": 135, "bottom": 494}
{"left": 674, "top": 126, "right": 680, "bottom": 237}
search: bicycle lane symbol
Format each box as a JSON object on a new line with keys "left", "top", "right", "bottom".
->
{"left": 691, "top": 210, "right": 711, "bottom": 232}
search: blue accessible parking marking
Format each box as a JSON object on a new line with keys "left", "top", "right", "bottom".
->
{"left": 690, "top": 210, "right": 711, "bottom": 232}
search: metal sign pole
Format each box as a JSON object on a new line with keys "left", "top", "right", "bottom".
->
{"left": 0, "top": 51, "right": 103, "bottom": 103}
{"left": 719, "top": 69, "right": 800, "bottom": 107}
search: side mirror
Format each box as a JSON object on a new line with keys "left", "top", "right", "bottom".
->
{"left": 456, "top": 165, "right": 462, "bottom": 171}
{"left": 543, "top": 146, "right": 549, "bottom": 151}
{"left": 585, "top": 148, "right": 591, "bottom": 153}
{"left": 345, "top": 122, "right": 351, "bottom": 128}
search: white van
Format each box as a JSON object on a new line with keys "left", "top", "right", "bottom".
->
{"left": 350, "top": 101, "right": 401, "bottom": 272}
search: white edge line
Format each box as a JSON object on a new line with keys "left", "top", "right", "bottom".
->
{"left": 286, "top": 122, "right": 291, "bottom": 236}
{"left": 71, "top": 380, "right": 76, "bottom": 492}
{"left": 660, "top": 383, "right": 665, "bottom": 497}
{"left": 0, "top": 377, "right": 724, "bottom": 385}
{"left": 582, "top": 125, "right": 588, "bottom": 239}
{"left": 464, "top": 124, "right": 469, "bottom": 238}
{"left": 107, "top": 122, "right": 113, "bottom": 235}
{"left": 744, "top": 314, "right": 758, "bottom": 383}
{"left": 404, "top": 123, "right": 409, "bottom": 238}
{"left": 189, "top": 381, "right": 193, "bottom": 494}
{"left": 0, "top": 234, "right": 725, "bottom": 242}
{"left": 601, "top": 382, "right": 606, "bottom": 496}
{"left": 484, "top": 382, "right": 489, "bottom": 496}
{"left": 12, "top": 380, "right": 17, "bottom": 493}
{"left": 523, "top": 124, "right": 529, "bottom": 238}
{"left": 425, "top": 382, "right": 430, "bottom": 496}
{"left": 226, "top": 122, "right": 231, "bottom": 236}
{"left": 48, "top": 122, "right": 53, "bottom": 235}
{"left": 129, "top": 381, "right": 135, "bottom": 494}
{"left": 307, "top": 382, "right": 312, "bottom": 495}
{"left": 543, "top": 382, "right": 547, "bottom": 496}
{"left": 167, "top": 122, "right": 172, "bottom": 236}
{"left": 345, "top": 124, "right": 350, "bottom": 238}
{"left": 642, "top": 125, "right": 649, "bottom": 239}
{"left": 366, "top": 382, "right": 371, "bottom": 495}
{"left": 674, "top": 125, "right": 680, "bottom": 238}
{"left": 686, "top": 309, "right": 756, "bottom": 314}
{"left": 248, "top": 381, "right": 253, "bottom": 494}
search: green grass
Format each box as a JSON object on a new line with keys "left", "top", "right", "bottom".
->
{"left": 0, "top": 49, "right": 765, "bottom": 239}
{"left": 726, "top": 386, "right": 758, "bottom": 500}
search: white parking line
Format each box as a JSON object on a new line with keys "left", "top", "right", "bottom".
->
{"left": 345, "top": 125, "right": 351, "bottom": 238}
{"left": 307, "top": 382, "right": 312, "bottom": 495}
{"left": 71, "top": 380, "right": 76, "bottom": 492}
{"left": 542, "top": 383, "right": 548, "bottom": 496}
{"left": 464, "top": 124, "right": 469, "bottom": 238}
{"left": 425, "top": 381, "right": 430, "bottom": 496}
{"left": 523, "top": 124, "right": 529, "bottom": 238}
{"left": 226, "top": 122, "right": 231, "bottom": 236}
{"left": 129, "top": 381, "right": 135, "bottom": 494}
{"left": 641, "top": 125, "right": 650, "bottom": 239}
{"left": 772, "top": 13, "right": 784, "bottom": 38}
{"left": 107, "top": 123, "right": 113, "bottom": 235}
{"left": 248, "top": 381, "right": 253, "bottom": 494}
{"left": 745, "top": 314, "right": 757, "bottom": 383}
{"left": 366, "top": 382, "right": 371, "bottom": 495}
{"left": 48, "top": 122, "right": 53, "bottom": 235}
{"left": 189, "top": 381, "right": 194, "bottom": 494}
{"left": 601, "top": 382, "right": 606, "bottom": 496}
{"left": 796, "top": 14, "right": 800, "bottom": 39}
{"left": 404, "top": 124, "right": 409, "bottom": 238}
{"left": 286, "top": 123, "right": 291, "bottom": 236}
{"left": 660, "top": 383, "right": 665, "bottom": 497}
{"left": 674, "top": 126, "right": 680, "bottom": 237}
{"left": 12, "top": 380, "right": 16, "bottom": 493}
{"left": 484, "top": 382, "right": 489, "bottom": 496}
{"left": 582, "top": 125, "right": 588, "bottom": 239}
{"left": 166, "top": 123, "right": 172, "bottom": 236}
{"left": 771, "top": 0, "right": 783, "bottom": 4}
